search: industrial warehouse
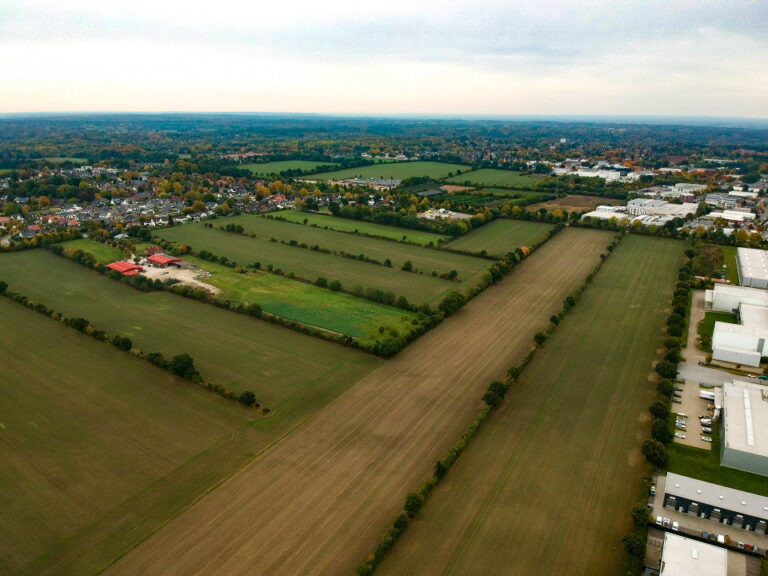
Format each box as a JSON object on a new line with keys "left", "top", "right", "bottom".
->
{"left": 737, "top": 247, "right": 768, "bottom": 289}
{"left": 721, "top": 380, "right": 768, "bottom": 476}
{"left": 707, "top": 284, "right": 768, "bottom": 367}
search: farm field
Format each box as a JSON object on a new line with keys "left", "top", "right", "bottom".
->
{"left": 464, "top": 187, "right": 542, "bottom": 197}
{"left": 445, "top": 168, "right": 541, "bottom": 188}
{"left": 41, "top": 157, "right": 88, "bottom": 164}
{"left": 183, "top": 255, "right": 419, "bottom": 344}
{"left": 0, "top": 298, "right": 254, "bottom": 576}
{"left": 222, "top": 214, "right": 487, "bottom": 279}
{"left": 157, "top": 225, "right": 467, "bottom": 306}
{"left": 60, "top": 238, "right": 123, "bottom": 264}
{"left": 106, "top": 228, "right": 616, "bottom": 576}
{"left": 444, "top": 219, "right": 555, "bottom": 257}
{"left": 0, "top": 250, "right": 379, "bottom": 418}
{"left": 242, "top": 160, "right": 337, "bottom": 174}
{"left": 271, "top": 209, "right": 449, "bottom": 245}
{"left": 379, "top": 235, "right": 683, "bottom": 576}
{"left": 529, "top": 194, "right": 622, "bottom": 213}
{"left": 308, "top": 161, "right": 468, "bottom": 181}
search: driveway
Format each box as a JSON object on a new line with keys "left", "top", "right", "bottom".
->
{"left": 684, "top": 289, "right": 708, "bottom": 365}
{"left": 677, "top": 363, "right": 763, "bottom": 387}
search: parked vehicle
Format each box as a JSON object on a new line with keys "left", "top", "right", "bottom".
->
{"left": 663, "top": 517, "right": 671, "bottom": 528}
{"left": 656, "top": 515, "right": 663, "bottom": 526}
{"left": 675, "top": 432, "right": 686, "bottom": 439}
{"left": 676, "top": 413, "right": 687, "bottom": 418}
{"left": 672, "top": 399, "right": 682, "bottom": 404}
{"left": 701, "top": 436, "right": 712, "bottom": 442}
{"left": 702, "top": 427, "right": 712, "bottom": 434}
{"left": 672, "top": 521, "right": 679, "bottom": 531}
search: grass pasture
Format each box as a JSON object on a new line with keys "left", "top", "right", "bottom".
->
{"left": 156, "top": 225, "right": 470, "bottom": 306}
{"left": 0, "top": 298, "right": 254, "bottom": 575}
{"left": 379, "top": 235, "right": 683, "bottom": 576}
{"left": 242, "top": 160, "right": 337, "bottom": 175}
{"left": 272, "top": 210, "right": 449, "bottom": 245}
{"left": 308, "top": 161, "right": 468, "bottom": 181}
{"left": 222, "top": 215, "right": 487, "bottom": 280}
{"left": 184, "top": 255, "right": 420, "bottom": 344}
{"left": 41, "top": 157, "right": 88, "bottom": 164}
{"left": 444, "top": 219, "right": 555, "bottom": 257}
{"left": 60, "top": 238, "right": 124, "bottom": 264}
{"left": 0, "top": 250, "right": 379, "bottom": 419}
{"left": 107, "top": 228, "right": 616, "bottom": 576}
{"left": 445, "top": 168, "right": 541, "bottom": 188}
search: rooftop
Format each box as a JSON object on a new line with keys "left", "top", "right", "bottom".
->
{"left": 738, "top": 248, "right": 768, "bottom": 284}
{"left": 723, "top": 380, "right": 768, "bottom": 459}
{"left": 660, "top": 532, "right": 727, "bottom": 576}
{"left": 666, "top": 472, "right": 768, "bottom": 520}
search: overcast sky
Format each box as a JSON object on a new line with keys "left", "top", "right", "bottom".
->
{"left": 1, "top": 0, "right": 766, "bottom": 117}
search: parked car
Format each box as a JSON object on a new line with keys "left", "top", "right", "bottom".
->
{"left": 672, "top": 399, "right": 682, "bottom": 404}
{"left": 663, "top": 517, "right": 671, "bottom": 528}
{"left": 702, "top": 427, "right": 712, "bottom": 434}
{"left": 701, "top": 436, "right": 712, "bottom": 442}
{"left": 675, "top": 432, "right": 686, "bottom": 439}
{"left": 656, "top": 515, "right": 663, "bottom": 525}
{"left": 672, "top": 521, "right": 679, "bottom": 531}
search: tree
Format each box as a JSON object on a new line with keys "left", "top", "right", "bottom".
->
{"left": 238, "top": 391, "right": 257, "bottom": 407}
{"left": 246, "top": 303, "right": 262, "bottom": 318}
{"left": 534, "top": 332, "right": 547, "bottom": 347}
{"left": 656, "top": 379, "right": 675, "bottom": 397}
{"left": 652, "top": 418, "right": 674, "bottom": 444}
{"left": 439, "top": 291, "right": 466, "bottom": 316}
{"left": 329, "top": 280, "right": 342, "bottom": 292}
{"left": 655, "top": 361, "right": 678, "bottom": 379}
{"left": 404, "top": 492, "right": 423, "bottom": 518}
{"left": 401, "top": 260, "right": 413, "bottom": 272}
{"left": 622, "top": 532, "right": 645, "bottom": 558}
{"left": 111, "top": 335, "right": 132, "bottom": 352}
{"left": 316, "top": 276, "right": 328, "bottom": 288}
{"left": 483, "top": 390, "right": 502, "bottom": 407}
{"left": 641, "top": 439, "right": 668, "bottom": 469}
{"left": 649, "top": 400, "right": 670, "bottom": 419}
{"left": 0, "top": 280, "right": 7, "bottom": 294}
{"left": 169, "top": 353, "right": 197, "bottom": 380}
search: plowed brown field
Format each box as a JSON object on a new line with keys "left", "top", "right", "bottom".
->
{"left": 107, "top": 228, "right": 614, "bottom": 576}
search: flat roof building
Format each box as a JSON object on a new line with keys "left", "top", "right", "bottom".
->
{"left": 664, "top": 472, "right": 768, "bottom": 533}
{"left": 721, "top": 380, "right": 768, "bottom": 477}
{"left": 707, "top": 285, "right": 768, "bottom": 366}
{"left": 737, "top": 248, "right": 768, "bottom": 290}
{"left": 659, "top": 532, "right": 727, "bottom": 576}
{"left": 706, "top": 284, "right": 768, "bottom": 314}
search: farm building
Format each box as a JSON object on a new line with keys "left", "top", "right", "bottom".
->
{"left": 147, "top": 254, "right": 183, "bottom": 268}
{"left": 737, "top": 248, "right": 768, "bottom": 289}
{"left": 106, "top": 262, "right": 144, "bottom": 277}
{"left": 721, "top": 380, "right": 768, "bottom": 477}
{"left": 658, "top": 532, "right": 727, "bottom": 576}
{"left": 707, "top": 285, "right": 768, "bottom": 366}
{"left": 663, "top": 472, "right": 768, "bottom": 533}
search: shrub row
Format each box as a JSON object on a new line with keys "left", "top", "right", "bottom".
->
{"left": 355, "top": 232, "right": 624, "bottom": 575}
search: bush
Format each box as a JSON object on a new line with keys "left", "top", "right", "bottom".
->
{"left": 111, "top": 335, "right": 133, "bottom": 352}
{"left": 649, "top": 400, "right": 670, "bottom": 419}
{"left": 655, "top": 361, "right": 678, "bottom": 379}
{"left": 651, "top": 418, "right": 673, "bottom": 444}
{"left": 169, "top": 353, "right": 198, "bottom": 380}
{"left": 439, "top": 291, "right": 466, "bottom": 316}
{"left": 656, "top": 379, "right": 675, "bottom": 397}
{"left": 0, "top": 280, "right": 7, "bottom": 294}
{"left": 329, "top": 280, "right": 342, "bottom": 292}
{"left": 238, "top": 390, "right": 257, "bottom": 407}
{"left": 401, "top": 260, "right": 413, "bottom": 272}
{"left": 316, "top": 276, "right": 328, "bottom": 288}
{"left": 404, "top": 492, "right": 423, "bottom": 518}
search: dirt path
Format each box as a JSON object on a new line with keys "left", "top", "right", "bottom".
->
{"left": 107, "top": 228, "right": 615, "bottom": 576}
{"left": 685, "top": 289, "right": 707, "bottom": 364}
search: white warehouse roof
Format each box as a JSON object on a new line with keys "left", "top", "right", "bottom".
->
{"left": 660, "top": 532, "right": 726, "bottom": 576}
{"left": 665, "top": 472, "right": 768, "bottom": 520}
{"left": 723, "top": 381, "right": 768, "bottom": 460}
{"left": 738, "top": 247, "right": 768, "bottom": 287}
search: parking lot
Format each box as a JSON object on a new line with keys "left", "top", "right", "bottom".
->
{"left": 670, "top": 379, "right": 713, "bottom": 451}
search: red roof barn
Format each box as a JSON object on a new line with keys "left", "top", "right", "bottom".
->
{"left": 107, "top": 262, "right": 144, "bottom": 277}
{"left": 147, "top": 254, "right": 182, "bottom": 267}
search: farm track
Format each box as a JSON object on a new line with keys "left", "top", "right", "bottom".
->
{"left": 107, "top": 228, "right": 615, "bottom": 576}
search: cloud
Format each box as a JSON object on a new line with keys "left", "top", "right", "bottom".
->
{"left": 0, "top": 0, "right": 766, "bottom": 116}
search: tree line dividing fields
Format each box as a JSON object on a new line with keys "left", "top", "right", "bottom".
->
{"left": 0, "top": 251, "right": 379, "bottom": 422}
{"left": 156, "top": 225, "right": 481, "bottom": 306}
{"left": 267, "top": 210, "right": 450, "bottom": 246}
{"left": 222, "top": 214, "right": 488, "bottom": 278}
{"left": 378, "top": 235, "right": 684, "bottom": 576}
{"left": 306, "top": 161, "right": 469, "bottom": 181}
{"left": 0, "top": 298, "right": 257, "bottom": 576}
{"left": 444, "top": 219, "right": 555, "bottom": 258}
{"left": 105, "top": 228, "right": 615, "bottom": 576}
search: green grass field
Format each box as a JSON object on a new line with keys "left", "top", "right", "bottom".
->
{"left": 0, "top": 250, "right": 378, "bottom": 416}
{"left": 157, "top": 225, "right": 472, "bottom": 306}
{"left": 222, "top": 215, "right": 487, "bottom": 280}
{"left": 722, "top": 246, "right": 740, "bottom": 285}
{"left": 184, "top": 255, "right": 419, "bottom": 344}
{"left": 308, "top": 161, "right": 469, "bottom": 181}
{"left": 60, "top": 238, "right": 124, "bottom": 265}
{"left": 242, "top": 160, "right": 337, "bottom": 175}
{"left": 380, "top": 235, "right": 684, "bottom": 576}
{"left": 464, "top": 187, "right": 543, "bottom": 197}
{"left": 0, "top": 297, "right": 256, "bottom": 575}
{"left": 668, "top": 423, "right": 768, "bottom": 497}
{"left": 272, "top": 210, "right": 449, "bottom": 245}
{"left": 444, "top": 219, "right": 555, "bottom": 257}
{"left": 444, "top": 168, "right": 541, "bottom": 188}
{"left": 41, "top": 157, "right": 88, "bottom": 164}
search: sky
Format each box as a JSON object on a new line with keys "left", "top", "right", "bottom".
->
{"left": 0, "top": 0, "right": 767, "bottom": 118}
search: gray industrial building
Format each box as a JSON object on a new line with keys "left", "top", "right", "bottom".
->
{"left": 721, "top": 381, "right": 768, "bottom": 477}
{"left": 737, "top": 248, "right": 768, "bottom": 289}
